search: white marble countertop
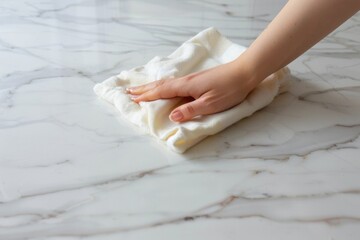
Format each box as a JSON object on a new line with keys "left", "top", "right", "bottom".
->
{"left": 1, "top": 0, "right": 360, "bottom": 239}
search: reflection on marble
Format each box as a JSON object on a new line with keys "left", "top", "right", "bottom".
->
{"left": 0, "top": 0, "right": 359, "bottom": 239}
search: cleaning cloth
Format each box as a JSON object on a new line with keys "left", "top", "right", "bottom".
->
{"left": 94, "top": 27, "right": 291, "bottom": 153}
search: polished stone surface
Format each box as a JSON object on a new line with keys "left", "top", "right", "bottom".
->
{"left": 0, "top": 0, "right": 360, "bottom": 239}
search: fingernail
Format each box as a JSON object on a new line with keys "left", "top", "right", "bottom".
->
{"left": 125, "top": 87, "right": 133, "bottom": 93}
{"left": 171, "top": 110, "right": 183, "bottom": 121}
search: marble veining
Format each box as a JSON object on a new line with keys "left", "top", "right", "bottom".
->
{"left": 0, "top": 0, "right": 359, "bottom": 239}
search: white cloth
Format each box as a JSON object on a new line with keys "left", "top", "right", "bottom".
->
{"left": 94, "top": 27, "right": 291, "bottom": 153}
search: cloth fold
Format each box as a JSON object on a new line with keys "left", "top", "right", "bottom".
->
{"left": 94, "top": 27, "right": 291, "bottom": 153}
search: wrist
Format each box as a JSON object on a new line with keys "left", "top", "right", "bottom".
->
{"left": 230, "top": 51, "right": 266, "bottom": 89}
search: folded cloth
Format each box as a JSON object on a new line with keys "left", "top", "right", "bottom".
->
{"left": 94, "top": 27, "right": 291, "bottom": 153}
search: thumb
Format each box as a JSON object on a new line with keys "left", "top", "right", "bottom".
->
{"left": 169, "top": 98, "right": 208, "bottom": 122}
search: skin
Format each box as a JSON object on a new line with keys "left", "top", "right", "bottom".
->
{"left": 126, "top": 0, "right": 360, "bottom": 122}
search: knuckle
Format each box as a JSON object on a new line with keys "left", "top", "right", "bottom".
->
{"left": 200, "top": 95, "right": 212, "bottom": 105}
{"left": 184, "top": 104, "right": 196, "bottom": 116}
{"left": 200, "top": 95, "right": 217, "bottom": 111}
{"left": 183, "top": 74, "right": 194, "bottom": 82}
{"left": 155, "top": 79, "right": 166, "bottom": 87}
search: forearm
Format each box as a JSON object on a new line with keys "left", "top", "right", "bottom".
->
{"left": 237, "top": 0, "right": 360, "bottom": 84}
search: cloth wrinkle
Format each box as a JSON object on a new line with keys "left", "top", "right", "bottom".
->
{"left": 94, "top": 27, "right": 291, "bottom": 153}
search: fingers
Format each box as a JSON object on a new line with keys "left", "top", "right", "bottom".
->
{"left": 128, "top": 78, "right": 192, "bottom": 103}
{"left": 126, "top": 77, "right": 218, "bottom": 122}
{"left": 126, "top": 79, "right": 166, "bottom": 95}
{"left": 132, "top": 86, "right": 172, "bottom": 102}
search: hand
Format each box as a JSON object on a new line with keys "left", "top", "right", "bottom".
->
{"left": 125, "top": 0, "right": 360, "bottom": 123}
{"left": 126, "top": 58, "right": 260, "bottom": 122}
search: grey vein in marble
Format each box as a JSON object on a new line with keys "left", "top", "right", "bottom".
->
{"left": 0, "top": 0, "right": 360, "bottom": 239}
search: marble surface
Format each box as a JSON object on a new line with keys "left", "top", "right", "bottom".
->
{"left": 0, "top": 0, "right": 360, "bottom": 239}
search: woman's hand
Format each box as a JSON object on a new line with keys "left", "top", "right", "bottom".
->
{"left": 126, "top": 0, "right": 360, "bottom": 123}
{"left": 126, "top": 57, "right": 260, "bottom": 122}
